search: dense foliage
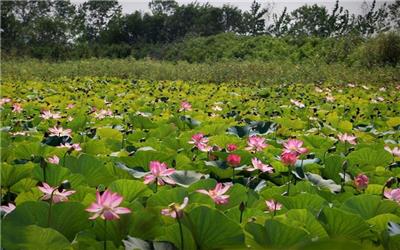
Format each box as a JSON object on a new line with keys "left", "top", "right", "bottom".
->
{"left": 3, "top": 58, "right": 400, "bottom": 84}
{"left": 1, "top": 0, "right": 399, "bottom": 62}
{"left": 1, "top": 79, "right": 400, "bottom": 249}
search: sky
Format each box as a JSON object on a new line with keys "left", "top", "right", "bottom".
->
{"left": 72, "top": 0, "right": 393, "bottom": 15}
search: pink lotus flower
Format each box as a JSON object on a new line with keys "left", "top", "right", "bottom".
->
{"left": 265, "top": 199, "right": 282, "bottom": 212}
{"left": 247, "top": 158, "right": 274, "bottom": 173}
{"left": 38, "top": 182, "right": 75, "bottom": 203}
{"left": 1, "top": 203, "right": 16, "bottom": 216}
{"left": 354, "top": 173, "right": 369, "bottom": 190}
{"left": 144, "top": 161, "right": 176, "bottom": 186}
{"left": 41, "top": 110, "right": 62, "bottom": 120}
{"left": 197, "top": 182, "right": 232, "bottom": 205}
{"left": 212, "top": 105, "right": 222, "bottom": 111}
{"left": 47, "top": 155, "right": 60, "bottom": 164}
{"left": 50, "top": 111, "right": 61, "bottom": 119}
{"left": 226, "top": 144, "right": 238, "bottom": 152}
{"left": 189, "top": 133, "right": 209, "bottom": 145}
{"left": 41, "top": 110, "right": 53, "bottom": 120}
{"left": 315, "top": 87, "right": 323, "bottom": 93}
{"left": 384, "top": 188, "right": 400, "bottom": 204}
{"left": 227, "top": 154, "right": 241, "bottom": 167}
{"left": 290, "top": 99, "right": 305, "bottom": 108}
{"left": 179, "top": 101, "right": 192, "bottom": 112}
{"left": 326, "top": 95, "right": 335, "bottom": 102}
{"left": 189, "top": 133, "right": 213, "bottom": 152}
{"left": 161, "top": 197, "right": 189, "bottom": 219}
{"left": 197, "top": 143, "right": 213, "bottom": 152}
{"left": 58, "top": 143, "right": 82, "bottom": 151}
{"left": 280, "top": 152, "right": 298, "bottom": 166}
{"left": 48, "top": 126, "right": 72, "bottom": 137}
{"left": 338, "top": 133, "right": 357, "bottom": 145}
{"left": 12, "top": 103, "right": 23, "bottom": 113}
{"left": 0, "top": 98, "right": 11, "bottom": 106}
{"left": 94, "top": 109, "right": 113, "bottom": 119}
{"left": 282, "top": 139, "right": 308, "bottom": 156}
{"left": 86, "top": 190, "right": 131, "bottom": 220}
{"left": 246, "top": 135, "right": 268, "bottom": 152}
{"left": 385, "top": 145, "right": 400, "bottom": 157}
{"left": 66, "top": 103, "right": 75, "bottom": 109}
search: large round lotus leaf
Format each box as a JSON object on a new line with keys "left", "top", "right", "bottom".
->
{"left": 246, "top": 219, "right": 310, "bottom": 247}
{"left": 109, "top": 179, "right": 153, "bottom": 202}
{"left": 2, "top": 201, "right": 90, "bottom": 241}
{"left": 319, "top": 207, "right": 373, "bottom": 239}
{"left": 182, "top": 206, "right": 245, "bottom": 249}
{"left": 2, "top": 225, "right": 71, "bottom": 250}
{"left": 340, "top": 194, "right": 399, "bottom": 220}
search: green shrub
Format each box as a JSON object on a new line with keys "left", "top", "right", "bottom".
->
{"left": 356, "top": 32, "right": 400, "bottom": 67}
{"left": 2, "top": 58, "right": 399, "bottom": 84}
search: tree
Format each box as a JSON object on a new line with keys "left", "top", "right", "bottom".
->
{"left": 1, "top": 1, "right": 21, "bottom": 50}
{"left": 327, "top": 0, "right": 352, "bottom": 36}
{"left": 356, "top": 0, "right": 390, "bottom": 36}
{"left": 149, "top": 0, "right": 178, "bottom": 16}
{"left": 288, "top": 4, "right": 331, "bottom": 37}
{"left": 79, "top": 0, "right": 122, "bottom": 42}
{"left": 268, "top": 7, "right": 291, "bottom": 36}
{"left": 388, "top": 0, "right": 400, "bottom": 29}
{"left": 243, "top": 0, "right": 270, "bottom": 35}
{"left": 221, "top": 4, "right": 244, "bottom": 33}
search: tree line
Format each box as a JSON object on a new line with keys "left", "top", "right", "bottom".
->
{"left": 1, "top": 0, "right": 399, "bottom": 59}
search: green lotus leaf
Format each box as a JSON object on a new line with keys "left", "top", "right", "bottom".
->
{"left": 340, "top": 194, "right": 399, "bottom": 219}
{"left": 10, "top": 178, "right": 38, "bottom": 193}
{"left": 66, "top": 154, "right": 114, "bottom": 186}
{"left": 129, "top": 114, "right": 158, "bottom": 129}
{"left": 3, "top": 201, "right": 90, "bottom": 241}
{"left": 277, "top": 193, "right": 329, "bottom": 215}
{"left": 147, "top": 187, "right": 188, "bottom": 207}
{"left": 1, "top": 162, "right": 35, "bottom": 187}
{"left": 32, "top": 164, "right": 75, "bottom": 186}
{"left": 322, "top": 155, "right": 343, "bottom": 183}
{"left": 128, "top": 203, "right": 164, "bottom": 240}
{"left": 2, "top": 225, "right": 71, "bottom": 250}
{"left": 319, "top": 207, "right": 373, "bottom": 239}
{"left": 182, "top": 206, "right": 245, "bottom": 249}
{"left": 367, "top": 214, "right": 400, "bottom": 233}
{"left": 120, "top": 150, "right": 174, "bottom": 170}
{"left": 109, "top": 179, "right": 153, "bottom": 202}
{"left": 83, "top": 139, "right": 110, "bottom": 155}
{"left": 276, "top": 209, "right": 329, "bottom": 240}
{"left": 246, "top": 219, "right": 310, "bottom": 247}
{"left": 347, "top": 147, "right": 392, "bottom": 168}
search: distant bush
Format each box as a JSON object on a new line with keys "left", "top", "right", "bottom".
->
{"left": 2, "top": 33, "right": 399, "bottom": 67}
{"left": 355, "top": 32, "right": 400, "bottom": 67}
{"left": 2, "top": 58, "right": 399, "bottom": 84}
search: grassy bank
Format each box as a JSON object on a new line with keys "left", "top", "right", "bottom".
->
{"left": 2, "top": 58, "right": 399, "bottom": 84}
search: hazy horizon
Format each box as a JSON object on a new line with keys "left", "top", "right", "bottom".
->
{"left": 71, "top": 0, "right": 393, "bottom": 15}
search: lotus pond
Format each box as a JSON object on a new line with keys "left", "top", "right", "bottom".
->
{"left": 1, "top": 78, "right": 400, "bottom": 250}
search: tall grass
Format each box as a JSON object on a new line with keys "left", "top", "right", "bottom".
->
{"left": 2, "top": 58, "right": 399, "bottom": 84}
